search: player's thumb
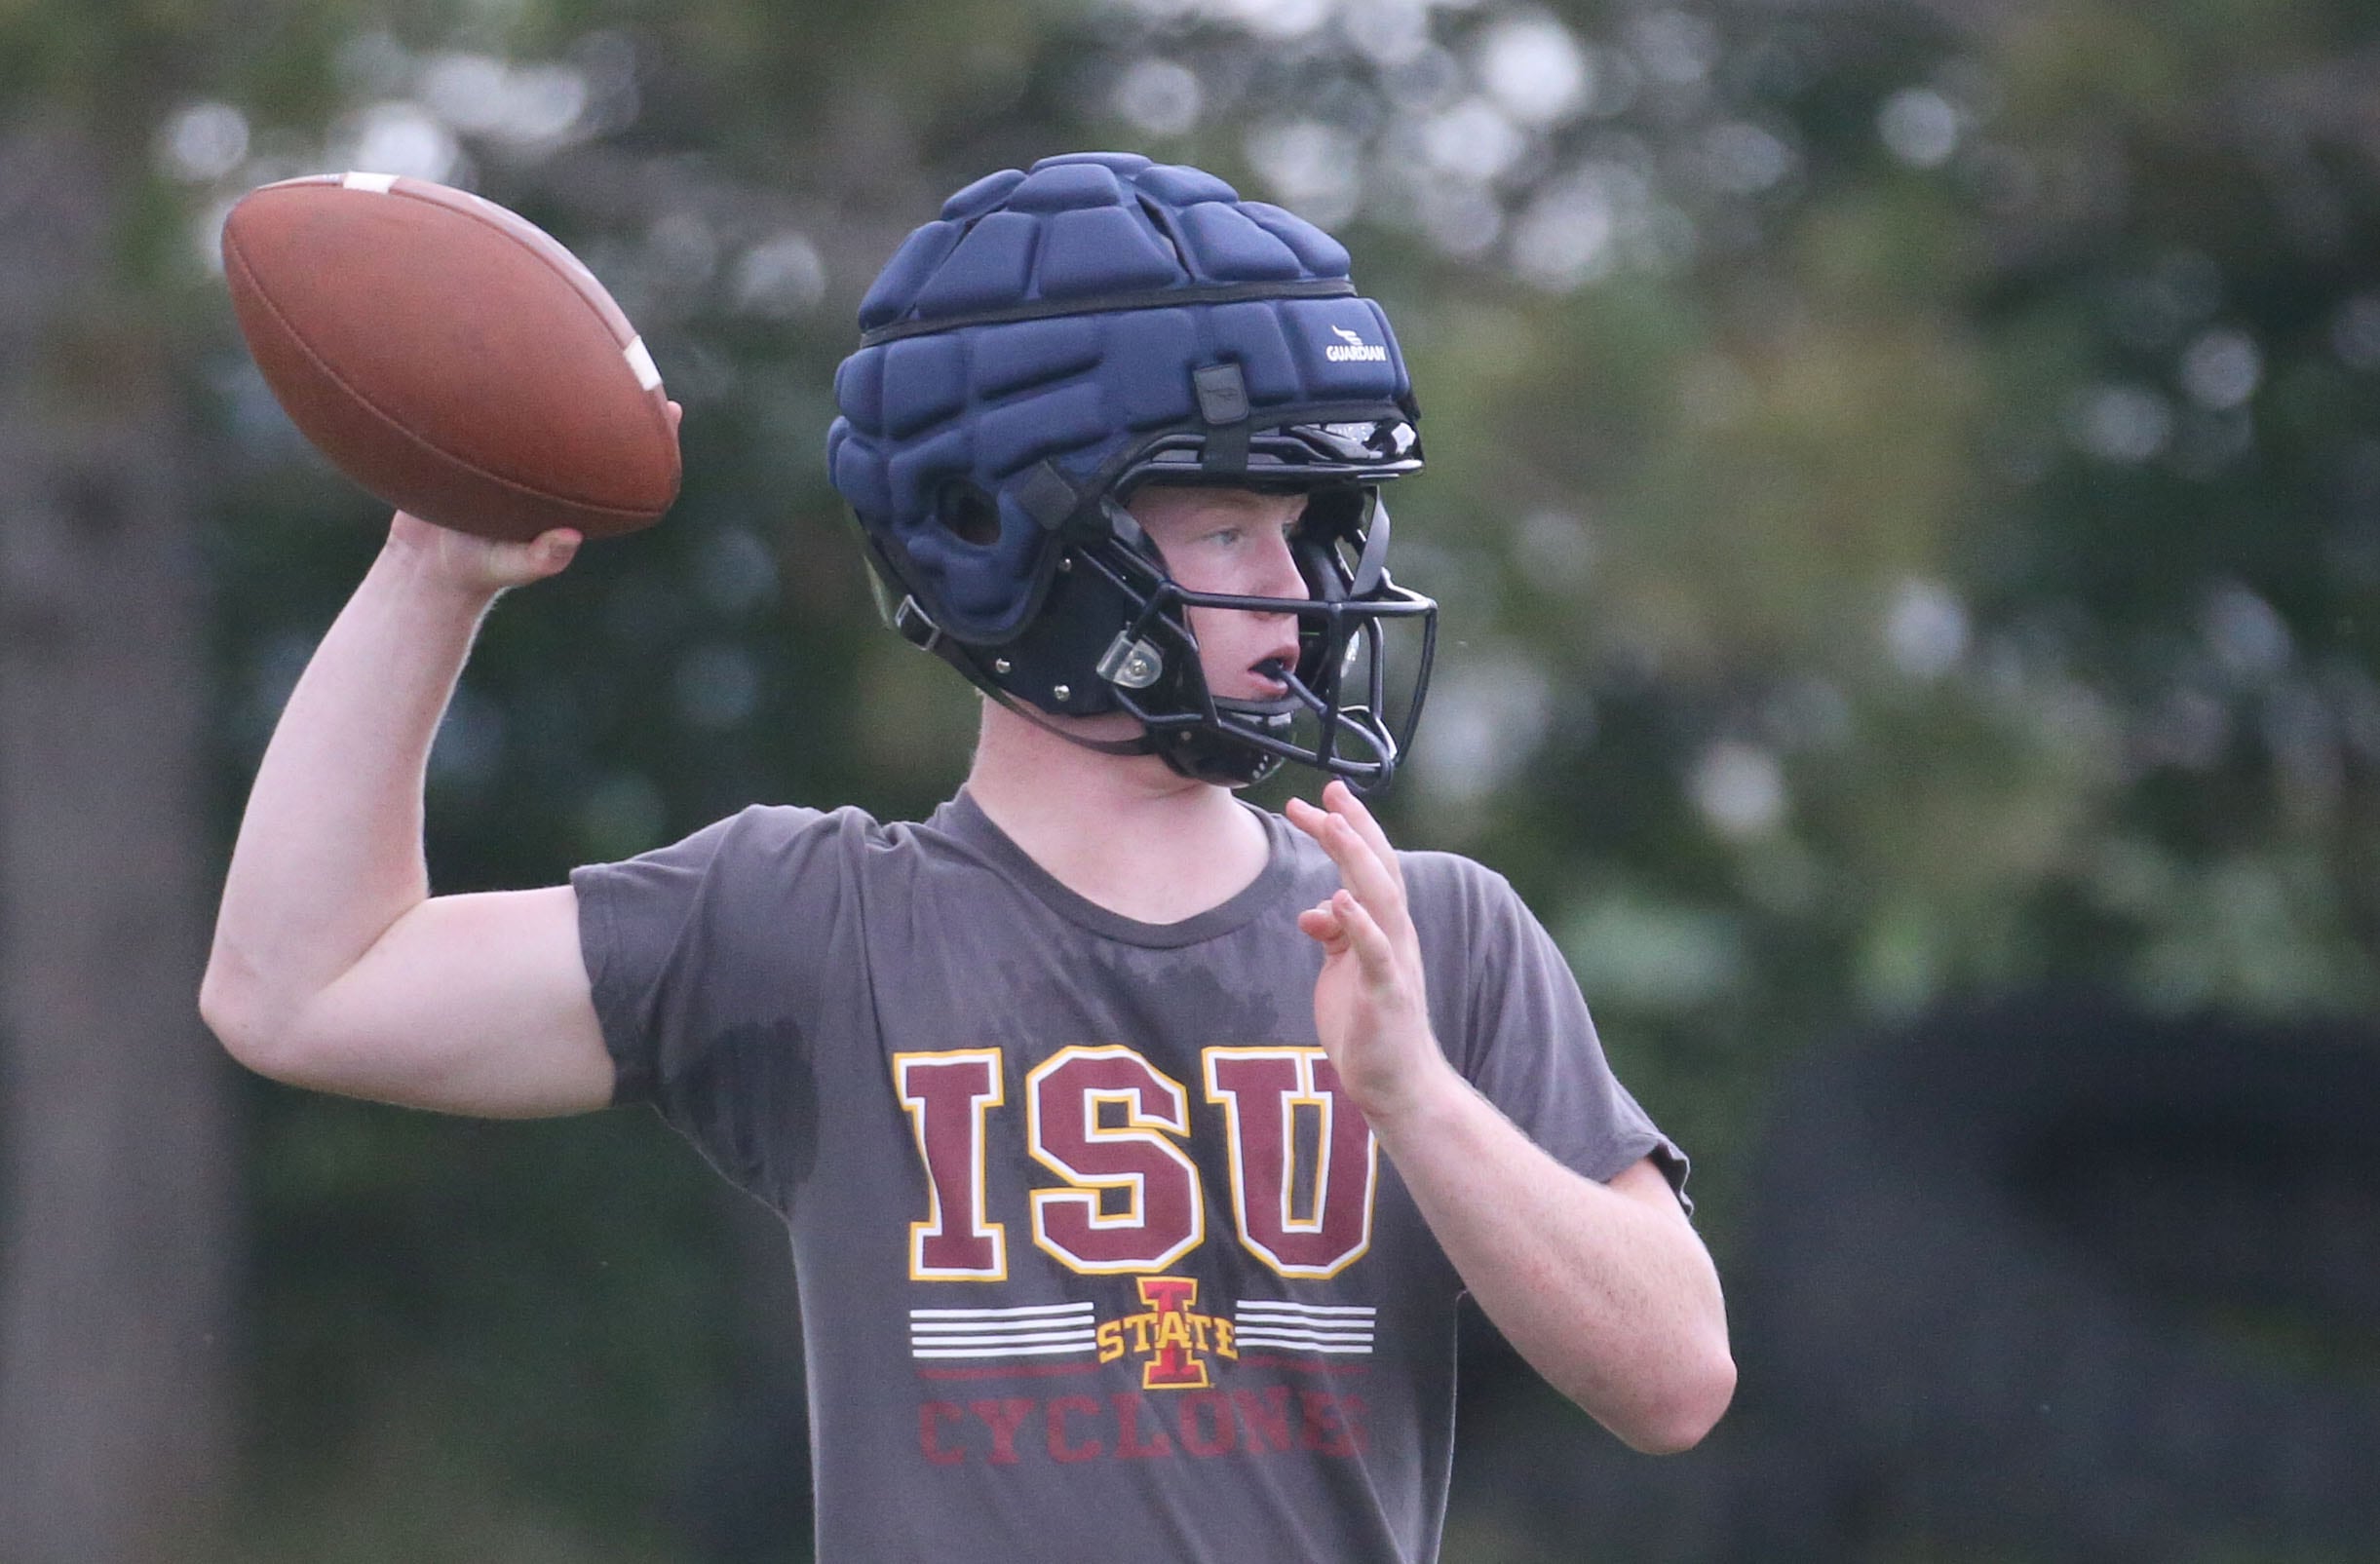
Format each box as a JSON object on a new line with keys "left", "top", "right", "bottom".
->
{"left": 518, "top": 527, "right": 582, "bottom": 580}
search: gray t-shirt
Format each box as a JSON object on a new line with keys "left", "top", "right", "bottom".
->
{"left": 573, "top": 791, "right": 1684, "bottom": 1564}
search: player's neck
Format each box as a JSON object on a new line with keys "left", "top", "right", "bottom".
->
{"left": 965, "top": 701, "right": 1273, "bottom": 925}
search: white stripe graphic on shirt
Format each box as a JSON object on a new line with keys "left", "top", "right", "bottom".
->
{"left": 1231, "top": 1300, "right": 1377, "bottom": 1355}
{"left": 908, "top": 1302, "right": 1097, "bottom": 1360}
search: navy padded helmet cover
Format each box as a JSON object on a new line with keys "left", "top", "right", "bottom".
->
{"left": 827, "top": 152, "right": 1414, "bottom": 644}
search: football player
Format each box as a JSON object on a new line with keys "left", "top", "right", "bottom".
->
{"left": 203, "top": 152, "right": 1733, "bottom": 1562}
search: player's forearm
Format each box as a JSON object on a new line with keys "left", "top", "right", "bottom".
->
{"left": 202, "top": 534, "right": 498, "bottom": 1061}
{"left": 1369, "top": 1066, "right": 1735, "bottom": 1454}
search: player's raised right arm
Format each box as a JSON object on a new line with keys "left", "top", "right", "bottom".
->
{"left": 200, "top": 511, "right": 614, "bottom": 1118}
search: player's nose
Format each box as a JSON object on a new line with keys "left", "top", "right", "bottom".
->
{"left": 1257, "top": 528, "right": 1310, "bottom": 602}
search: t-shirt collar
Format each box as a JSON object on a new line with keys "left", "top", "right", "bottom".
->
{"left": 935, "top": 788, "right": 1301, "bottom": 949}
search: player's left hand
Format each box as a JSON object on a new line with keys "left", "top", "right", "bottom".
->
{"left": 1286, "top": 781, "right": 1459, "bottom": 1125}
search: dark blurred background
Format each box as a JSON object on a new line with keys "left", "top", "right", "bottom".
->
{"left": 4, "top": 0, "right": 2379, "bottom": 1559}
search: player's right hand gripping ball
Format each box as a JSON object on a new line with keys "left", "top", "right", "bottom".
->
{"left": 222, "top": 172, "right": 680, "bottom": 543}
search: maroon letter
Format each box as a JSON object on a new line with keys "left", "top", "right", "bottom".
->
{"left": 1027, "top": 1048, "right": 1203, "bottom": 1274}
{"left": 896, "top": 1050, "right": 1007, "bottom": 1279}
{"left": 970, "top": 1397, "right": 1035, "bottom": 1466}
{"left": 919, "top": 1400, "right": 967, "bottom": 1466}
{"left": 1232, "top": 1386, "right": 1293, "bottom": 1453}
{"left": 1047, "top": 1395, "right": 1104, "bottom": 1463}
{"left": 1111, "top": 1392, "right": 1175, "bottom": 1459}
{"left": 1299, "top": 1391, "right": 1362, "bottom": 1458}
{"left": 1206, "top": 1049, "right": 1377, "bottom": 1278}
{"left": 1177, "top": 1392, "right": 1238, "bottom": 1458}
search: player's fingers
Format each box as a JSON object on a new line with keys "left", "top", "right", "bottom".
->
{"left": 1286, "top": 795, "right": 1379, "bottom": 877}
{"left": 1297, "top": 902, "right": 1350, "bottom": 956}
{"left": 1290, "top": 801, "right": 1407, "bottom": 930}
{"left": 1287, "top": 794, "right": 1403, "bottom": 910}
{"left": 667, "top": 399, "right": 683, "bottom": 434}
{"left": 1315, "top": 789, "right": 1429, "bottom": 973}
{"left": 1329, "top": 890, "right": 1403, "bottom": 995}
{"left": 1336, "top": 817, "right": 1408, "bottom": 923}
{"left": 1322, "top": 780, "right": 1403, "bottom": 891}
{"left": 1284, "top": 796, "right": 1353, "bottom": 873}
{"left": 1283, "top": 796, "right": 1345, "bottom": 875}
{"left": 389, "top": 510, "right": 580, "bottom": 590}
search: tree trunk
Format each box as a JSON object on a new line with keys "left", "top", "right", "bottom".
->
{"left": 0, "top": 116, "right": 237, "bottom": 1564}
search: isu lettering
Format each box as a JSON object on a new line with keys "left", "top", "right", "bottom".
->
{"left": 895, "top": 1050, "right": 1007, "bottom": 1279}
{"left": 1026, "top": 1047, "right": 1204, "bottom": 1274}
{"left": 896, "top": 1044, "right": 1380, "bottom": 1280}
{"left": 914, "top": 1388, "right": 1369, "bottom": 1468}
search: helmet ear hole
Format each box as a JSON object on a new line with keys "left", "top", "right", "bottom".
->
{"left": 938, "top": 482, "right": 1002, "bottom": 547}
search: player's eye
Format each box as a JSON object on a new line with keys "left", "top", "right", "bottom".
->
{"left": 1201, "top": 514, "right": 1298, "bottom": 548}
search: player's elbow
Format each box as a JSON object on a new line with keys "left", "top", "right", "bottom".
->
{"left": 198, "top": 952, "right": 309, "bottom": 1083}
{"left": 1617, "top": 1342, "right": 1737, "bottom": 1456}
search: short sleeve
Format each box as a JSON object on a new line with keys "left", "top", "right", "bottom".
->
{"left": 1412, "top": 855, "right": 1691, "bottom": 1210}
{"left": 570, "top": 804, "right": 859, "bottom": 1207}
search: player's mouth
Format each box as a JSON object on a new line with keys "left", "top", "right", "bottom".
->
{"left": 1250, "top": 650, "right": 1300, "bottom": 698}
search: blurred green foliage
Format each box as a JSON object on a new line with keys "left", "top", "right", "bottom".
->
{"left": 19, "top": 0, "right": 2377, "bottom": 1555}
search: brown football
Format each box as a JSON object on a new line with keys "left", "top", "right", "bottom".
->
{"left": 222, "top": 172, "right": 679, "bottom": 543}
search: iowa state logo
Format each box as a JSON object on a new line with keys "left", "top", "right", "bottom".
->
{"left": 896, "top": 1044, "right": 1386, "bottom": 1468}
{"left": 1100, "top": 1277, "right": 1233, "bottom": 1389}
{"left": 893, "top": 1043, "right": 1379, "bottom": 1281}
{"left": 908, "top": 1289, "right": 1376, "bottom": 1380}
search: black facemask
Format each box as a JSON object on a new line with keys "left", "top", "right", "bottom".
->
{"left": 914, "top": 485, "right": 1437, "bottom": 792}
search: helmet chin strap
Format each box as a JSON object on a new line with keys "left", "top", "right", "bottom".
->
{"left": 976, "top": 672, "right": 1283, "bottom": 787}
{"left": 962, "top": 659, "right": 1160, "bottom": 759}
{"left": 974, "top": 652, "right": 1398, "bottom": 792}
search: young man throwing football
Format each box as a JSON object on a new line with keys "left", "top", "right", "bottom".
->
{"left": 203, "top": 153, "right": 1733, "bottom": 1562}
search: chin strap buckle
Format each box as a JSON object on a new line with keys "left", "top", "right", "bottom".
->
{"left": 1095, "top": 632, "right": 1165, "bottom": 689}
{"left": 892, "top": 594, "right": 942, "bottom": 653}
